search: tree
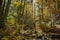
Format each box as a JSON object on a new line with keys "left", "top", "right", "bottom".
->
{"left": 0, "top": 0, "right": 11, "bottom": 29}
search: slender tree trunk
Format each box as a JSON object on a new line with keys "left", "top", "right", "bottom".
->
{"left": 0, "top": 0, "right": 4, "bottom": 29}
{"left": 0, "top": 0, "right": 11, "bottom": 29}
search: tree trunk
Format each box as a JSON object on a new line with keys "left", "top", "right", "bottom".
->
{"left": 0, "top": 0, "right": 11, "bottom": 29}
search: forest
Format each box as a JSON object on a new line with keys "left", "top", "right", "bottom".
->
{"left": 0, "top": 0, "right": 60, "bottom": 40}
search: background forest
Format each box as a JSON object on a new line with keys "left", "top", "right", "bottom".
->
{"left": 0, "top": 0, "right": 60, "bottom": 40}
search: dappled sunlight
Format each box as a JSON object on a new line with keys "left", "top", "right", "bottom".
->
{"left": 0, "top": 0, "right": 60, "bottom": 40}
